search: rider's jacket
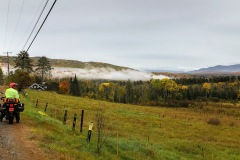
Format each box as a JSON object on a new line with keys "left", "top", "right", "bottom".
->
{"left": 5, "top": 88, "right": 19, "bottom": 99}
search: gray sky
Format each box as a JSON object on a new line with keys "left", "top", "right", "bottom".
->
{"left": 1, "top": 0, "right": 240, "bottom": 71}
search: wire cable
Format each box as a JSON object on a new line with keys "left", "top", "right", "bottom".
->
{"left": 13, "top": 0, "right": 45, "bottom": 52}
{"left": 22, "top": 0, "right": 49, "bottom": 50}
{"left": 9, "top": 0, "right": 25, "bottom": 51}
{"left": 3, "top": 0, "right": 11, "bottom": 52}
{"left": 26, "top": 0, "right": 58, "bottom": 52}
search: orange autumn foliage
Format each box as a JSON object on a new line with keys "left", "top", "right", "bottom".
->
{"left": 59, "top": 80, "right": 69, "bottom": 94}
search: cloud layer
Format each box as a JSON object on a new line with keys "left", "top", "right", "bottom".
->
{"left": 0, "top": 63, "right": 169, "bottom": 81}
{"left": 50, "top": 67, "right": 169, "bottom": 81}
{"left": 1, "top": 0, "right": 240, "bottom": 71}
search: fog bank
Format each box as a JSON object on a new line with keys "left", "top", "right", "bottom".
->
{"left": 0, "top": 63, "right": 169, "bottom": 81}
{"left": 51, "top": 67, "right": 169, "bottom": 81}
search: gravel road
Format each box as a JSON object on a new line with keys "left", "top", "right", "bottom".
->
{"left": 0, "top": 118, "right": 48, "bottom": 160}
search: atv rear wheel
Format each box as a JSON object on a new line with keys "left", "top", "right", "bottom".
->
{"left": 16, "top": 112, "right": 20, "bottom": 123}
{"left": 0, "top": 112, "right": 3, "bottom": 122}
{"left": 9, "top": 114, "right": 13, "bottom": 124}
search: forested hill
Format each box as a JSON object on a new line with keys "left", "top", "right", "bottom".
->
{"left": 0, "top": 56, "right": 132, "bottom": 71}
{"left": 189, "top": 64, "right": 240, "bottom": 74}
{"left": 0, "top": 56, "right": 169, "bottom": 81}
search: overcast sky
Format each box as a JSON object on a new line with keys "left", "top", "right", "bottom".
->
{"left": 1, "top": 0, "right": 240, "bottom": 72}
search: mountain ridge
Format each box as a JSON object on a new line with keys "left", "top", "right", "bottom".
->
{"left": 0, "top": 56, "right": 132, "bottom": 71}
{"left": 189, "top": 64, "right": 240, "bottom": 74}
{"left": 3, "top": 56, "right": 240, "bottom": 77}
{"left": 0, "top": 56, "right": 169, "bottom": 81}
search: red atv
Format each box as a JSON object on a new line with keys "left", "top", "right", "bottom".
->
{"left": 0, "top": 98, "right": 24, "bottom": 124}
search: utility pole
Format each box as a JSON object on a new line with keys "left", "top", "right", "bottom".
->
{"left": 3, "top": 51, "right": 12, "bottom": 76}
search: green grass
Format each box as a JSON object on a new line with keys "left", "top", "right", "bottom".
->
{"left": 20, "top": 89, "right": 240, "bottom": 160}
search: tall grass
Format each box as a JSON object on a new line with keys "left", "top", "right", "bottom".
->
{"left": 20, "top": 89, "right": 240, "bottom": 160}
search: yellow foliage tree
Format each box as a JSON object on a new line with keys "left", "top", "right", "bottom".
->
{"left": 181, "top": 85, "right": 188, "bottom": 90}
{"left": 151, "top": 78, "right": 179, "bottom": 100}
{"left": 98, "top": 82, "right": 116, "bottom": 101}
{"left": 202, "top": 82, "right": 211, "bottom": 97}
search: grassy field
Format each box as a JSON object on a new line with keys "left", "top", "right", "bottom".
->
{"left": 20, "top": 89, "right": 240, "bottom": 160}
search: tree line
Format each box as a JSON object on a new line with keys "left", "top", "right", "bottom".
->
{"left": 0, "top": 51, "right": 52, "bottom": 91}
{"left": 1, "top": 50, "right": 240, "bottom": 108}
{"left": 54, "top": 76, "right": 240, "bottom": 107}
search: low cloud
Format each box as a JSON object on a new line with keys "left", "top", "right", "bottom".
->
{"left": 51, "top": 67, "right": 169, "bottom": 81}
{"left": 0, "top": 63, "right": 169, "bottom": 81}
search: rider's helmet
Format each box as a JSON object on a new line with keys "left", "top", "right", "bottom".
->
{"left": 9, "top": 82, "right": 18, "bottom": 89}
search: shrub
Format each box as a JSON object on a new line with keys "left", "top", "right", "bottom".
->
{"left": 209, "top": 97, "right": 220, "bottom": 102}
{"left": 207, "top": 117, "right": 221, "bottom": 126}
{"left": 166, "top": 100, "right": 195, "bottom": 108}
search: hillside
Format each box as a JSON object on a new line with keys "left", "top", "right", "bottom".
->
{"left": 149, "top": 64, "right": 240, "bottom": 78}
{"left": 13, "top": 89, "right": 240, "bottom": 159}
{"left": 189, "top": 64, "right": 240, "bottom": 74}
{"left": 0, "top": 56, "right": 169, "bottom": 81}
{"left": 0, "top": 56, "right": 131, "bottom": 71}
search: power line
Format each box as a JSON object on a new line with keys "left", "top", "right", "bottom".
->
{"left": 13, "top": 0, "right": 45, "bottom": 52}
{"left": 3, "top": 0, "right": 11, "bottom": 52}
{"left": 22, "top": 0, "right": 50, "bottom": 50}
{"left": 26, "top": 0, "right": 58, "bottom": 52}
{"left": 9, "top": 0, "right": 25, "bottom": 51}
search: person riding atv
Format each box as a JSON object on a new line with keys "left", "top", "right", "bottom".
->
{"left": 5, "top": 83, "right": 20, "bottom": 99}
{"left": 4, "top": 82, "right": 21, "bottom": 122}
{"left": 0, "top": 83, "right": 24, "bottom": 124}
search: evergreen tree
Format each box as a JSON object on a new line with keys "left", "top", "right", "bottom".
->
{"left": 125, "top": 80, "right": 133, "bottom": 103}
{"left": 69, "top": 77, "right": 74, "bottom": 95}
{"left": 35, "top": 56, "right": 52, "bottom": 83}
{"left": 14, "top": 50, "right": 33, "bottom": 73}
{"left": 70, "top": 74, "right": 80, "bottom": 96}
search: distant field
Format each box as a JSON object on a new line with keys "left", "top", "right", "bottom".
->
{"left": 21, "top": 89, "right": 240, "bottom": 160}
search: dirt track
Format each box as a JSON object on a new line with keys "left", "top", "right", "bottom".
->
{"left": 0, "top": 86, "right": 49, "bottom": 160}
{"left": 0, "top": 117, "right": 48, "bottom": 160}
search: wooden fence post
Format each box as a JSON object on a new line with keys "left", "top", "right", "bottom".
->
{"left": 36, "top": 99, "right": 38, "bottom": 108}
{"left": 72, "top": 113, "right": 77, "bottom": 131}
{"left": 80, "top": 110, "right": 84, "bottom": 133}
{"left": 87, "top": 122, "right": 93, "bottom": 142}
{"left": 63, "top": 110, "right": 67, "bottom": 124}
{"left": 44, "top": 102, "right": 48, "bottom": 112}
{"left": 117, "top": 132, "right": 119, "bottom": 156}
